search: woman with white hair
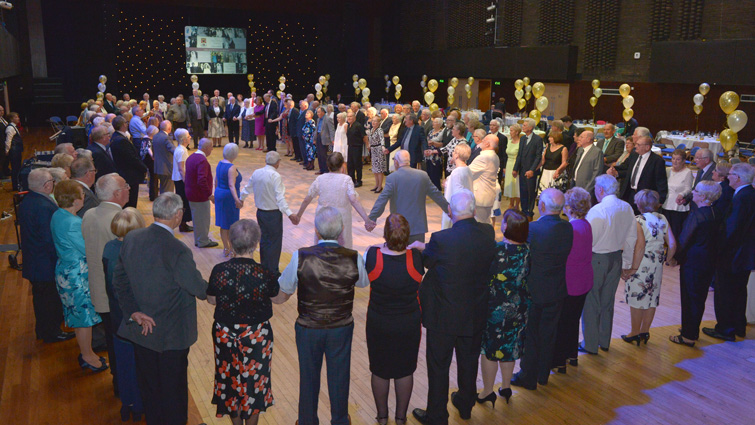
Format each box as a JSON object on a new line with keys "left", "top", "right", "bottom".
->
{"left": 171, "top": 128, "right": 193, "bottom": 231}
{"left": 333, "top": 111, "right": 348, "bottom": 157}
{"left": 215, "top": 143, "right": 243, "bottom": 257}
{"left": 368, "top": 116, "right": 387, "bottom": 192}
{"left": 441, "top": 142, "right": 474, "bottom": 230}
{"left": 238, "top": 98, "right": 255, "bottom": 148}
{"left": 503, "top": 124, "right": 522, "bottom": 210}
{"left": 142, "top": 125, "right": 160, "bottom": 201}
{"left": 207, "top": 97, "right": 225, "bottom": 148}
{"left": 424, "top": 117, "right": 445, "bottom": 190}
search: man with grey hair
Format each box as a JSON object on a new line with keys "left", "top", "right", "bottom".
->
{"left": 110, "top": 116, "right": 148, "bottom": 208}
{"left": 54, "top": 142, "right": 78, "bottom": 159}
{"left": 607, "top": 126, "right": 668, "bottom": 212}
{"left": 128, "top": 106, "right": 147, "bottom": 150}
{"left": 411, "top": 189, "right": 496, "bottom": 424}
{"left": 114, "top": 192, "right": 207, "bottom": 425}
{"left": 152, "top": 120, "right": 175, "bottom": 194}
{"left": 70, "top": 156, "right": 100, "bottom": 217}
{"left": 511, "top": 188, "right": 573, "bottom": 391}
{"left": 513, "top": 117, "right": 543, "bottom": 219}
{"left": 276, "top": 206, "right": 369, "bottom": 425}
{"left": 386, "top": 113, "right": 427, "bottom": 169}
{"left": 596, "top": 123, "right": 623, "bottom": 165}
{"left": 19, "top": 168, "right": 73, "bottom": 343}
{"left": 678, "top": 148, "right": 715, "bottom": 206}
{"left": 581, "top": 174, "right": 638, "bottom": 354}
{"left": 468, "top": 134, "right": 500, "bottom": 224}
{"left": 315, "top": 105, "right": 335, "bottom": 174}
{"left": 488, "top": 118, "right": 509, "bottom": 183}
{"left": 421, "top": 109, "right": 432, "bottom": 136}
{"left": 572, "top": 130, "right": 602, "bottom": 196}
{"left": 185, "top": 138, "right": 217, "bottom": 247}
{"left": 241, "top": 151, "right": 299, "bottom": 272}
{"left": 82, "top": 173, "right": 129, "bottom": 392}
{"left": 188, "top": 95, "right": 208, "bottom": 149}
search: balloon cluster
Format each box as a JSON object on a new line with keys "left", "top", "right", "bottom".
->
{"left": 692, "top": 83, "right": 709, "bottom": 132}
{"left": 96, "top": 75, "right": 107, "bottom": 100}
{"left": 513, "top": 77, "right": 531, "bottom": 111}
{"left": 447, "top": 77, "right": 459, "bottom": 105}
{"left": 425, "top": 78, "right": 439, "bottom": 112}
{"left": 315, "top": 75, "right": 329, "bottom": 101}
{"left": 247, "top": 74, "right": 255, "bottom": 97}
{"left": 619, "top": 84, "right": 634, "bottom": 122}
{"left": 420, "top": 75, "right": 428, "bottom": 94}
{"left": 276, "top": 76, "right": 286, "bottom": 98}
{"left": 719, "top": 91, "right": 747, "bottom": 153}
{"left": 589, "top": 79, "right": 602, "bottom": 121}
{"left": 528, "top": 82, "right": 547, "bottom": 124}
{"left": 191, "top": 75, "right": 202, "bottom": 97}
{"left": 352, "top": 74, "right": 361, "bottom": 98}
{"left": 465, "top": 77, "right": 474, "bottom": 100}
{"left": 392, "top": 76, "right": 401, "bottom": 101}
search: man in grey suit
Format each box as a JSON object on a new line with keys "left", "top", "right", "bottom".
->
{"left": 572, "top": 130, "right": 603, "bottom": 195}
{"left": 70, "top": 157, "right": 100, "bottom": 217}
{"left": 152, "top": 120, "right": 176, "bottom": 194}
{"left": 315, "top": 106, "right": 335, "bottom": 175}
{"left": 513, "top": 118, "right": 543, "bottom": 219}
{"left": 595, "top": 123, "right": 624, "bottom": 167}
{"left": 113, "top": 193, "right": 207, "bottom": 425}
{"left": 679, "top": 148, "right": 714, "bottom": 205}
{"left": 368, "top": 150, "right": 449, "bottom": 243}
{"left": 187, "top": 95, "right": 208, "bottom": 149}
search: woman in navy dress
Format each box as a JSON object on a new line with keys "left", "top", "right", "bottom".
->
{"left": 478, "top": 209, "right": 530, "bottom": 405}
{"left": 215, "top": 143, "right": 243, "bottom": 257}
{"left": 301, "top": 110, "right": 316, "bottom": 171}
{"left": 102, "top": 207, "right": 146, "bottom": 421}
{"left": 364, "top": 214, "right": 424, "bottom": 425}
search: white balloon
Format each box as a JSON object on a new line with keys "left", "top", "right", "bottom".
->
{"left": 279, "top": 83, "right": 286, "bottom": 91}
{"left": 396, "top": 84, "right": 403, "bottom": 92}
{"left": 386, "top": 81, "right": 391, "bottom": 87}
{"left": 420, "top": 81, "right": 426, "bottom": 87}
{"left": 315, "top": 83, "right": 322, "bottom": 91}
{"left": 192, "top": 82, "right": 199, "bottom": 90}
{"left": 693, "top": 93, "right": 704, "bottom": 106}
{"left": 323, "top": 81, "right": 329, "bottom": 87}
{"left": 353, "top": 81, "right": 359, "bottom": 89}
{"left": 622, "top": 95, "right": 634, "bottom": 109}
{"left": 97, "top": 83, "right": 106, "bottom": 92}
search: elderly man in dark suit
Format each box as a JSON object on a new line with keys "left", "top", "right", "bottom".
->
{"left": 596, "top": 123, "right": 624, "bottom": 166}
{"left": 511, "top": 188, "right": 573, "bottom": 390}
{"left": 223, "top": 94, "right": 241, "bottom": 145}
{"left": 607, "top": 127, "right": 668, "bottom": 213}
{"left": 386, "top": 113, "right": 428, "bottom": 169}
{"left": 513, "top": 118, "right": 544, "bottom": 219}
{"left": 18, "top": 169, "right": 73, "bottom": 343}
{"left": 70, "top": 156, "right": 100, "bottom": 217}
{"left": 287, "top": 99, "right": 301, "bottom": 161}
{"left": 114, "top": 192, "right": 208, "bottom": 425}
{"left": 264, "top": 93, "right": 279, "bottom": 151}
{"left": 315, "top": 106, "right": 335, "bottom": 174}
{"left": 703, "top": 163, "right": 755, "bottom": 341}
{"left": 152, "top": 120, "right": 175, "bottom": 194}
{"left": 678, "top": 148, "right": 715, "bottom": 206}
{"left": 295, "top": 100, "right": 309, "bottom": 163}
{"left": 87, "top": 125, "right": 117, "bottom": 182}
{"left": 187, "top": 95, "right": 208, "bottom": 150}
{"left": 110, "top": 116, "right": 148, "bottom": 208}
{"left": 411, "top": 190, "right": 496, "bottom": 425}
{"left": 369, "top": 150, "right": 449, "bottom": 244}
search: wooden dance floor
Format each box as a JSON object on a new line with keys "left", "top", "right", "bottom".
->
{"left": 0, "top": 131, "right": 753, "bottom": 425}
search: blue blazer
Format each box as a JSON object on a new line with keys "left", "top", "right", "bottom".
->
{"left": 86, "top": 142, "right": 117, "bottom": 181}
{"left": 527, "top": 214, "right": 573, "bottom": 304}
{"left": 387, "top": 125, "right": 428, "bottom": 168}
{"left": 719, "top": 185, "right": 755, "bottom": 273}
{"left": 288, "top": 108, "right": 300, "bottom": 138}
{"left": 513, "top": 133, "right": 544, "bottom": 175}
{"left": 18, "top": 191, "right": 59, "bottom": 282}
{"left": 296, "top": 109, "right": 308, "bottom": 139}
{"left": 224, "top": 102, "right": 240, "bottom": 121}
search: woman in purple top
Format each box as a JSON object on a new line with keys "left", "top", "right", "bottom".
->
{"left": 253, "top": 96, "right": 266, "bottom": 150}
{"left": 552, "top": 187, "right": 594, "bottom": 373}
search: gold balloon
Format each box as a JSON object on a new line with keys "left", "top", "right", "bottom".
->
{"left": 468, "top": 77, "right": 474, "bottom": 85}
{"left": 392, "top": 76, "right": 400, "bottom": 85}
{"left": 248, "top": 82, "right": 254, "bottom": 88}
{"left": 529, "top": 109, "right": 541, "bottom": 124}
{"left": 276, "top": 90, "right": 282, "bottom": 98}
{"left": 447, "top": 86, "right": 455, "bottom": 95}
{"left": 423, "top": 87, "right": 428, "bottom": 93}
{"left": 428, "top": 79, "right": 438, "bottom": 92}
{"left": 525, "top": 91, "right": 531, "bottom": 101}
{"left": 450, "top": 77, "right": 459, "bottom": 88}
{"left": 319, "top": 76, "right": 326, "bottom": 85}
{"left": 190, "top": 75, "right": 198, "bottom": 83}
{"left": 719, "top": 129, "right": 738, "bottom": 151}
{"left": 251, "top": 87, "right": 256, "bottom": 93}
{"left": 622, "top": 95, "right": 634, "bottom": 109}
{"left": 247, "top": 74, "right": 253, "bottom": 81}
{"left": 622, "top": 108, "right": 634, "bottom": 121}
{"left": 593, "top": 88, "right": 603, "bottom": 98}
{"left": 422, "top": 74, "right": 428, "bottom": 81}
{"left": 727, "top": 110, "right": 748, "bottom": 133}
{"left": 466, "top": 90, "right": 472, "bottom": 99}
{"left": 514, "top": 89, "right": 523, "bottom": 100}
{"left": 719, "top": 91, "right": 739, "bottom": 115}
{"left": 322, "top": 87, "right": 327, "bottom": 94}
{"left": 197, "top": 90, "right": 202, "bottom": 96}
{"left": 447, "top": 94, "right": 455, "bottom": 104}
{"left": 424, "top": 92, "right": 435, "bottom": 105}
{"left": 619, "top": 84, "right": 631, "bottom": 98}
{"left": 353, "top": 74, "right": 359, "bottom": 82}
{"left": 591, "top": 79, "right": 600, "bottom": 89}
{"left": 699, "top": 83, "right": 710, "bottom": 96}
{"left": 517, "top": 98, "right": 526, "bottom": 110}
{"left": 316, "top": 91, "right": 323, "bottom": 100}
{"left": 355, "top": 87, "right": 361, "bottom": 95}
{"left": 693, "top": 104, "right": 703, "bottom": 115}
{"left": 523, "top": 77, "right": 530, "bottom": 86}
{"left": 535, "top": 96, "right": 549, "bottom": 112}
{"left": 279, "top": 76, "right": 286, "bottom": 83}
{"left": 325, "top": 74, "right": 330, "bottom": 80}
{"left": 358, "top": 78, "right": 367, "bottom": 89}
{"left": 99, "top": 75, "right": 107, "bottom": 84}
{"left": 589, "top": 96, "right": 598, "bottom": 107}
{"left": 362, "top": 97, "right": 369, "bottom": 103}
{"left": 524, "top": 85, "right": 531, "bottom": 93}
{"left": 96, "top": 92, "right": 104, "bottom": 99}
{"left": 395, "top": 91, "right": 401, "bottom": 100}
{"left": 532, "top": 82, "right": 545, "bottom": 98}
{"left": 80, "top": 102, "right": 88, "bottom": 110}
{"left": 249, "top": 74, "right": 254, "bottom": 79}
{"left": 514, "top": 79, "right": 524, "bottom": 90}
{"left": 429, "top": 103, "right": 439, "bottom": 112}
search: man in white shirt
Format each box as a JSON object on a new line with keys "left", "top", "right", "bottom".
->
{"left": 468, "top": 135, "right": 500, "bottom": 224}
{"left": 581, "top": 174, "right": 638, "bottom": 354}
{"left": 572, "top": 130, "right": 602, "bottom": 195}
{"left": 241, "top": 151, "right": 299, "bottom": 272}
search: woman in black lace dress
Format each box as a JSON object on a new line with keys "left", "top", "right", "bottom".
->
{"left": 207, "top": 219, "right": 287, "bottom": 425}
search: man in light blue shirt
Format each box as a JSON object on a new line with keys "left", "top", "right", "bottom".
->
{"left": 128, "top": 106, "right": 148, "bottom": 150}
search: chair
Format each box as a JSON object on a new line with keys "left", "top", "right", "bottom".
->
{"left": 748, "top": 157, "right": 755, "bottom": 165}
{"left": 66, "top": 116, "right": 78, "bottom": 126}
{"left": 48, "top": 116, "right": 65, "bottom": 132}
{"left": 662, "top": 142, "right": 683, "bottom": 154}
{"left": 692, "top": 141, "right": 709, "bottom": 149}
{"left": 730, "top": 157, "right": 741, "bottom": 164}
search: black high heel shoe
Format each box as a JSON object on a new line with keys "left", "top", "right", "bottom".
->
{"left": 476, "top": 391, "right": 496, "bottom": 407}
{"left": 498, "top": 387, "right": 512, "bottom": 404}
{"left": 640, "top": 332, "right": 650, "bottom": 344}
{"left": 78, "top": 354, "right": 109, "bottom": 373}
{"left": 621, "top": 334, "right": 642, "bottom": 346}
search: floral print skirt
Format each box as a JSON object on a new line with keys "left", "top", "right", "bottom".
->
{"left": 55, "top": 258, "right": 101, "bottom": 328}
{"left": 212, "top": 321, "right": 274, "bottom": 419}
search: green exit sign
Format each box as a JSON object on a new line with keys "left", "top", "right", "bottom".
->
{"left": 439, "top": 79, "right": 445, "bottom": 83}
{"left": 494, "top": 81, "right": 501, "bottom": 85}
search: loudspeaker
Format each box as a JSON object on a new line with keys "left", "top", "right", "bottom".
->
{"left": 57, "top": 126, "right": 88, "bottom": 149}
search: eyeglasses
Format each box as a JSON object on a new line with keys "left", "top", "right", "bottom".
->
{"left": 87, "top": 168, "right": 98, "bottom": 174}
{"left": 116, "top": 183, "right": 130, "bottom": 192}
{"left": 45, "top": 179, "right": 55, "bottom": 185}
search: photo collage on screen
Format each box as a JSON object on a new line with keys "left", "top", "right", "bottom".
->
{"left": 185, "top": 26, "right": 247, "bottom": 74}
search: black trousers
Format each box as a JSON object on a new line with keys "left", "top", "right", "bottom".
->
{"left": 316, "top": 134, "right": 329, "bottom": 173}
{"left": 142, "top": 155, "right": 158, "bottom": 201}
{"left": 265, "top": 123, "right": 277, "bottom": 151}
{"left": 518, "top": 172, "right": 538, "bottom": 217}
{"left": 425, "top": 328, "right": 482, "bottom": 425}
{"left": 226, "top": 120, "right": 239, "bottom": 144}
{"left": 171, "top": 120, "right": 187, "bottom": 130}
{"left": 257, "top": 209, "right": 283, "bottom": 273}
{"left": 519, "top": 299, "right": 563, "bottom": 386}
{"left": 552, "top": 293, "right": 587, "bottom": 368}
{"left": 346, "top": 145, "right": 363, "bottom": 183}
{"left": 133, "top": 344, "right": 189, "bottom": 425}
{"left": 8, "top": 144, "right": 22, "bottom": 191}
{"left": 661, "top": 208, "right": 688, "bottom": 244}
{"left": 714, "top": 268, "right": 749, "bottom": 337}
{"left": 190, "top": 121, "right": 204, "bottom": 148}
{"left": 174, "top": 180, "right": 193, "bottom": 224}
{"left": 100, "top": 312, "right": 119, "bottom": 394}
{"left": 125, "top": 178, "right": 141, "bottom": 209}
{"left": 29, "top": 280, "right": 64, "bottom": 340}
{"left": 680, "top": 265, "right": 714, "bottom": 340}
{"left": 426, "top": 160, "right": 443, "bottom": 191}
{"left": 291, "top": 135, "right": 302, "bottom": 160}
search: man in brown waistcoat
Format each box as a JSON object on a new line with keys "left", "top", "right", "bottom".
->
{"left": 276, "top": 206, "right": 370, "bottom": 425}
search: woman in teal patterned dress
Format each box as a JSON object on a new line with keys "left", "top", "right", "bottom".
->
{"left": 50, "top": 180, "right": 107, "bottom": 372}
{"left": 478, "top": 209, "right": 530, "bottom": 405}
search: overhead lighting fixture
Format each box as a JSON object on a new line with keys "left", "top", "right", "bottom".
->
{"left": 486, "top": 16, "right": 495, "bottom": 23}
{"left": 0, "top": 1, "right": 13, "bottom": 10}
{"left": 487, "top": 3, "right": 496, "bottom": 11}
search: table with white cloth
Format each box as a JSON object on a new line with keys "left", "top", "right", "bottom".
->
{"left": 573, "top": 122, "right": 605, "bottom": 132}
{"left": 503, "top": 115, "right": 520, "bottom": 126}
{"left": 664, "top": 135, "right": 722, "bottom": 157}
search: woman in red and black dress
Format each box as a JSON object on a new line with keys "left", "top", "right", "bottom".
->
{"left": 207, "top": 219, "right": 287, "bottom": 425}
{"left": 364, "top": 214, "right": 424, "bottom": 425}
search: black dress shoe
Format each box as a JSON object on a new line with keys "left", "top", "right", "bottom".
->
{"left": 43, "top": 331, "right": 75, "bottom": 343}
{"left": 179, "top": 224, "right": 194, "bottom": 232}
{"left": 537, "top": 378, "right": 549, "bottom": 386}
{"left": 412, "top": 408, "right": 429, "bottom": 424}
{"left": 354, "top": 181, "right": 363, "bottom": 188}
{"left": 599, "top": 346, "right": 609, "bottom": 352}
{"left": 450, "top": 391, "right": 471, "bottom": 419}
{"left": 578, "top": 345, "right": 597, "bottom": 355}
{"left": 702, "top": 327, "right": 735, "bottom": 341}
{"left": 569, "top": 358, "right": 579, "bottom": 366}
{"left": 510, "top": 374, "right": 536, "bottom": 391}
